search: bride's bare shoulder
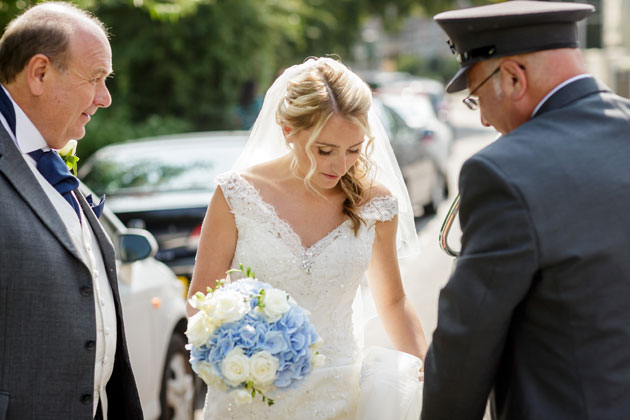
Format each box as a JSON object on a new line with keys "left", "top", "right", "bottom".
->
{"left": 364, "top": 182, "right": 393, "bottom": 202}
{"left": 240, "top": 158, "right": 287, "bottom": 189}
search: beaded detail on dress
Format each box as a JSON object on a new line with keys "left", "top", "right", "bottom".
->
{"left": 203, "top": 171, "right": 398, "bottom": 420}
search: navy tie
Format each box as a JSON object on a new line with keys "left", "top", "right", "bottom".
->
{"left": 0, "top": 86, "right": 16, "bottom": 136}
{"left": 0, "top": 86, "right": 81, "bottom": 219}
{"left": 28, "top": 149, "right": 82, "bottom": 220}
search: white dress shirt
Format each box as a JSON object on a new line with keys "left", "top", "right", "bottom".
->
{"left": 0, "top": 85, "right": 117, "bottom": 419}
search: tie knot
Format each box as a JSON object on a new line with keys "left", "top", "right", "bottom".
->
{"left": 28, "top": 149, "right": 79, "bottom": 194}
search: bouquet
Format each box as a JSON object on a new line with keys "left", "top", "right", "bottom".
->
{"left": 186, "top": 265, "right": 325, "bottom": 406}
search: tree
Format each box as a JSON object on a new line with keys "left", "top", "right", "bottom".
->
{"left": 0, "top": 0, "right": 488, "bottom": 161}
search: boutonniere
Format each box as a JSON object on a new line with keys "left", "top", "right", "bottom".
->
{"left": 57, "top": 139, "right": 79, "bottom": 176}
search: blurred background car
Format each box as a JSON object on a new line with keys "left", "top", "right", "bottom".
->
{"left": 376, "top": 77, "right": 450, "bottom": 120}
{"left": 79, "top": 131, "right": 249, "bottom": 289}
{"left": 80, "top": 183, "right": 196, "bottom": 420}
{"left": 372, "top": 96, "right": 450, "bottom": 217}
{"left": 378, "top": 93, "right": 453, "bottom": 176}
{"left": 360, "top": 71, "right": 451, "bottom": 123}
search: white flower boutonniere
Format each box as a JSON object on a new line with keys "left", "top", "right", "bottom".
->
{"left": 57, "top": 139, "right": 79, "bottom": 176}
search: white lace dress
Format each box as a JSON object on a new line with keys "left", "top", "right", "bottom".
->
{"left": 203, "top": 172, "right": 422, "bottom": 420}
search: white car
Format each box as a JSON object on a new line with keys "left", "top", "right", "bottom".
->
{"left": 377, "top": 93, "right": 453, "bottom": 175}
{"left": 86, "top": 185, "right": 196, "bottom": 420}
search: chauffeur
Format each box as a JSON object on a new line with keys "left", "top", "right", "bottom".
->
{"left": 423, "top": 2, "right": 630, "bottom": 419}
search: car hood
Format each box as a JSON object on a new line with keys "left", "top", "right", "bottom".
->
{"left": 106, "top": 190, "right": 213, "bottom": 213}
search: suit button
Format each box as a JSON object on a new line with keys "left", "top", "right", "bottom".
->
{"left": 85, "top": 340, "right": 96, "bottom": 351}
{"left": 80, "top": 286, "right": 92, "bottom": 296}
{"left": 80, "top": 393, "right": 92, "bottom": 404}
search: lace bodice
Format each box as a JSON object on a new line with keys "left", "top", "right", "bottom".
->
{"left": 204, "top": 172, "right": 399, "bottom": 419}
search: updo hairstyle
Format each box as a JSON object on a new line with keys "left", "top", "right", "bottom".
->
{"left": 276, "top": 57, "right": 375, "bottom": 235}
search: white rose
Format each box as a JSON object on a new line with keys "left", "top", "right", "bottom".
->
{"left": 185, "top": 311, "right": 215, "bottom": 348}
{"left": 221, "top": 348, "right": 250, "bottom": 387}
{"left": 249, "top": 351, "right": 279, "bottom": 387}
{"left": 188, "top": 293, "right": 204, "bottom": 310}
{"left": 231, "top": 388, "right": 253, "bottom": 405}
{"left": 262, "top": 288, "right": 291, "bottom": 322}
{"left": 196, "top": 362, "right": 228, "bottom": 391}
{"left": 190, "top": 292, "right": 217, "bottom": 314}
{"left": 312, "top": 337, "right": 324, "bottom": 349}
{"left": 311, "top": 352, "right": 326, "bottom": 368}
{"left": 214, "top": 290, "right": 250, "bottom": 324}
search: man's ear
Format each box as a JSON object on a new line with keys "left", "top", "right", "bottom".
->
{"left": 25, "top": 54, "right": 52, "bottom": 96}
{"left": 500, "top": 60, "right": 528, "bottom": 101}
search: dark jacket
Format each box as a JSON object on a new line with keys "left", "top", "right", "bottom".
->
{"left": 423, "top": 77, "right": 630, "bottom": 420}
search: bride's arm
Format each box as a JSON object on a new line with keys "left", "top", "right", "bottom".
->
{"left": 367, "top": 215, "right": 428, "bottom": 362}
{"left": 186, "top": 186, "right": 237, "bottom": 317}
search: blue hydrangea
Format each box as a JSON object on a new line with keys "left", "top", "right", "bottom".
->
{"left": 188, "top": 277, "right": 322, "bottom": 392}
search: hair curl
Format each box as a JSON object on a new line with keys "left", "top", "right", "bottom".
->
{"left": 276, "top": 57, "right": 375, "bottom": 235}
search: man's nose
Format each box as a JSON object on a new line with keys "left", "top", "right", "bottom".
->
{"left": 95, "top": 81, "right": 112, "bottom": 108}
{"left": 480, "top": 113, "right": 491, "bottom": 128}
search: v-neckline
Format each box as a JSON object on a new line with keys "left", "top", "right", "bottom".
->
{"left": 234, "top": 172, "right": 352, "bottom": 252}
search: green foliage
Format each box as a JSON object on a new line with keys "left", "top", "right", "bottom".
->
{"left": 396, "top": 53, "right": 460, "bottom": 84}
{"left": 0, "top": 0, "right": 480, "bottom": 165}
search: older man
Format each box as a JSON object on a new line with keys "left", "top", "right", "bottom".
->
{"left": 423, "top": 1, "right": 630, "bottom": 419}
{"left": 0, "top": 2, "right": 142, "bottom": 419}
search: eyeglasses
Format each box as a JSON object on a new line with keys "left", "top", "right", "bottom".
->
{"left": 462, "top": 66, "right": 501, "bottom": 111}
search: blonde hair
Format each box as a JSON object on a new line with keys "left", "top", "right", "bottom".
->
{"left": 276, "top": 57, "right": 374, "bottom": 235}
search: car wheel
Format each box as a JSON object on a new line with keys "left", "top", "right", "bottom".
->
{"left": 159, "top": 333, "right": 195, "bottom": 420}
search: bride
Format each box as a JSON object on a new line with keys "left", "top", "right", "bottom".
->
{"left": 187, "top": 56, "right": 427, "bottom": 419}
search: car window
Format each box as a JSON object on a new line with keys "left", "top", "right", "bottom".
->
{"left": 382, "top": 96, "right": 436, "bottom": 129}
{"left": 81, "top": 142, "right": 243, "bottom": 196}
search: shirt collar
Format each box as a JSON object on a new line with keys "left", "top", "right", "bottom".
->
{"left": 531, "top": 74, "right": 592, "bottom": 117}
{"left": 0, "top": 84, "right": 50, "bottom": 153}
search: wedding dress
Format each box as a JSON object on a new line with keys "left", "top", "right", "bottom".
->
{"left": 202, "top": 171, "right": 422, "bottom": 420}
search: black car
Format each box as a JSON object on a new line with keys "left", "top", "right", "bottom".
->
{"left": 80, "top": 131, "right": 249, "bottom": 283}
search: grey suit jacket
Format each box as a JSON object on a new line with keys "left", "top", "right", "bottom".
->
{"left": 0, "top": 129, "right": 143, "bottom": 419}
{"left": 423, "top": 77, "right": 630, "bottom": 420}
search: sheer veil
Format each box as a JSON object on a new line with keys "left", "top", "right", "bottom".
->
{"left": 232, "top": 57, "right": 420, "bottom": 259}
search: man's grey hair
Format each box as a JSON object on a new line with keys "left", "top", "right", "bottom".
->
{"left": 0, "top": 1, "right": 108, "bottom": 84}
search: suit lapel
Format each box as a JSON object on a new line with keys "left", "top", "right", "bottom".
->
{"left": 0, "top": 130, "right": 85, "bottom": 264}
{"left": 534, "top": 77, "right": 611, "bottom": 117}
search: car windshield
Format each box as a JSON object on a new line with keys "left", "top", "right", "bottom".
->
{"left": 81, "top": 141, "right": 242, "bottom": 196}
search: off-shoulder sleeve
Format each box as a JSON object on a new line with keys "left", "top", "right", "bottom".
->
{"left": 360, "top": 195, "right": 399, "bottom": 222}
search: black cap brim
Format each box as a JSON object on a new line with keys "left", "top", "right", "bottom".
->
{"left": 445, "top": 65, "right": 469, "bottom": 93}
